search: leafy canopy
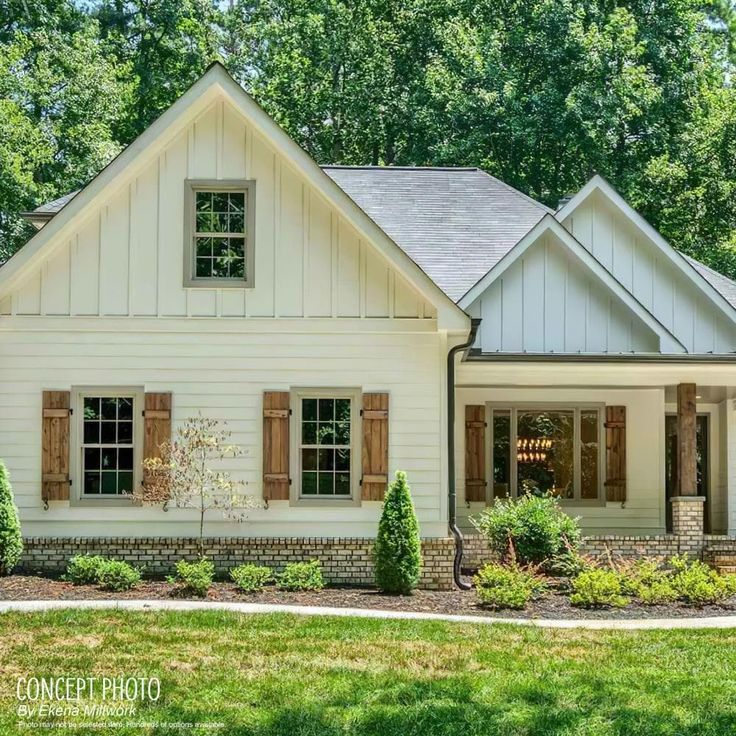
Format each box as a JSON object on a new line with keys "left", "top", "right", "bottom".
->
{"left": 1, "top": 0, "right": 735, "bottom": 278}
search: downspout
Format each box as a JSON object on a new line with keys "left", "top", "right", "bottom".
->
{"left": 447, "top": 317, "right": 481, "bottom": 590}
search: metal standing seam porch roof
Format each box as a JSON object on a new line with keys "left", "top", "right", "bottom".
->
{"left": 16, "top": 166, "right": 736, "bottom": 311}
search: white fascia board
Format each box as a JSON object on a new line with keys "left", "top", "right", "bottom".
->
{"left": 556, "top": 174, "right": 736, "bottom": 324}
{"left": 458, "top": 214, "right": 686, "bottom": 353}
{"left": 0, "top": 63, "right": 468, "bottom": 332}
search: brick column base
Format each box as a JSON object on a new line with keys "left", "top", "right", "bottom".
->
{"left": 670, "top": 496, "right": 706, "bottom": 557}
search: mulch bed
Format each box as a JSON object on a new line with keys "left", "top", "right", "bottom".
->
{"left": 2, "top": 574, "right": 736, "bottom": 619}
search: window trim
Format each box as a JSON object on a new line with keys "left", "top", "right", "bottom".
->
{"left": 183, "top": 179, "right": 256, "bottom": 289}
{"left": 289, "top": 387, "right": 362, "bottom": 507}
{"left": 486, "top": 401, "right": 606, "bottom": 506}
{"left": 70, "top": 386, "right": 144, "bottom": 507}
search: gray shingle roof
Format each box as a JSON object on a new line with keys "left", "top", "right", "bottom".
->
{"left": 684, "top": 254, "right": 736, "bottom": 309}
{"left": 322, "top": 166, "right": 550, "bottom": 301}
{"left": 33, "top": 191, "right": 79, "bottom": 214}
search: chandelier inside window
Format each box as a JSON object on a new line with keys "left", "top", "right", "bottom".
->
{"left": 516, "top": 437, "right": 552, "bottom": 463}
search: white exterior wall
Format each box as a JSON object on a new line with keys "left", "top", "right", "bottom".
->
{"left": 455, "top": 359, "right": 736, "bottom": 536}
{"left": 0, "top": 94, "right": 452, "bottom": 539}
{"left": 456, "top": 385, "right": 666, "bottom": 535}
{"left": 563, "top": 190, "right": 736, "bottom": 354}
{"left": 0, "top": 320, "right": 448, "bottom": 538}
{"left": 467, "top": 231, "right": 660, "bottom": 354}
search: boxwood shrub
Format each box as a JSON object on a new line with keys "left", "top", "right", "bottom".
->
{"left": 472, "top": 493, "right": 581, "bottom": 568}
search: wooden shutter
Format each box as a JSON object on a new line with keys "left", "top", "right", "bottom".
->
{"left": 263, "top": 391, "right": 290, "bottom": 500}
{"left": 465, "top": 405, "right": 486, "bottom": 502}
{"left": 42, "top": 390, "right": 71, "bottom": 501}
{"left": 143, "top": 392, "right": 172, "bottom": 491}
{"left": 361, "top": 393, "right": 389, "bottom": 501}
{"left": 605, "top": 406, "right": 626, "bottom": 502}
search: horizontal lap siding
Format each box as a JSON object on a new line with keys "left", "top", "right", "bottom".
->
{"left": 454, "top": 384, "right": 666, "bottom": 535}
{"left": 0, "top": 326, "right": 445, "bottom": 537}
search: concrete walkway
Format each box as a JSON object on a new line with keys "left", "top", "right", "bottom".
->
{"left": 1, "top": 598, "right": 735, "bottom": 630}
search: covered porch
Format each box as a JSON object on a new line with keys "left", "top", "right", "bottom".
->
{"left": 455, "top": 359, "right": 736, "bottom": 554}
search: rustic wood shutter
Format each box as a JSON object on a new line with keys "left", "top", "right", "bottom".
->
{"left": 42, "top": 390, "right": 71, "bottom": 502}
{"left": 465, "top": 405, "right": 486, "bottom": 502}
{"left": 361, "top": 393, "right": 389, "bottom": 501}
{"left": 605, "top": 406, "right": 626, "bottom": 502}
{"left": 143, "top": 392, "right": 172, "bottom": 491}
{"left": 263, "top": 391, "right": 290, "bottom": 500}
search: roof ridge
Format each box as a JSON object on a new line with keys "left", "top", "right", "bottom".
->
{"left": 320, "top": 165, "right": 479, "bottom": 172}
{"left": 473, "top": 169, "right": 554, "bottom": 214}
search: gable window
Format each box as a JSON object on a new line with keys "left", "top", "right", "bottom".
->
{"left": 490, "top": 404, "right": 603, "bottom": 503}
{"left": 184, "top": 180, "right": 255, "bottom": 288}
{"left": 73, "top": 388, "right": 143, "bottom": 503}
{"left": 290, "top": 389, "right": 360, "bottom": 504}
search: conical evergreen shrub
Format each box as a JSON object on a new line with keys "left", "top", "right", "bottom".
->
{"left": 0, "top": 461, "right": 22, "bottom": 575}
{"left": 373, "top": 470, "right": 421, "bottom": 594}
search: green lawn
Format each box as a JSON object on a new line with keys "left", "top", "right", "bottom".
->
{"left": 1, "top": 611, "right": 735, "bottom": 735}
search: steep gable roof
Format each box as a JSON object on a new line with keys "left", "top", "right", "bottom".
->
{"left": 324, "top": 166, "right": 550, "bottom": 302}
{"left": 556, "top": 174, "right": 736, "bottom": 323}
{"left": 458, "top": 214, "right": 686, "bottom": 353}
{"left": 0, "top": 63, "right": 468, "bottom": 330}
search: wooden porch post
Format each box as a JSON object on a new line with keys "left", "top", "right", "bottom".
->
{"left": 677, "top": 383, "right": 697, "bottom": 496}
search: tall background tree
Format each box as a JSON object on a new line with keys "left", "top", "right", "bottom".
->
{"left": 1, "top": 0, "right": 734, "bottom": 276}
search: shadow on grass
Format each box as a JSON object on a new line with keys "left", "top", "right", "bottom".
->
{"left": 149, "top": 677, "right": 736, "bottom": 736}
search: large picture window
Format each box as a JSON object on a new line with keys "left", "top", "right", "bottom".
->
{"left": 490, "top": 405, "right": 603, "bottom": 503}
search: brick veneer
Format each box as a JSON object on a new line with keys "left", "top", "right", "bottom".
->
{"left": 462, "top": 529, "right": 703, "bottom": 571}
{"left": 18, "top": 536, "right": 455, "bottom": 590}
{"left": 670, "top": 496, "right": 706, "bottom": 556}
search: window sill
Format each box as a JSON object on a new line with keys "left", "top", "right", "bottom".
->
{"left": 183, "top": 279, "right": 254, "bottom": 290}
{"left": 70, "top": 497, "right": 136, "bottom": 508}
{"left": 289, "top": 497, "right": 361, "bottom": 508}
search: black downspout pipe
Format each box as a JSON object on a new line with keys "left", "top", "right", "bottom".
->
{"left": 447, "top": 317, "right": 481, "bottom": 590}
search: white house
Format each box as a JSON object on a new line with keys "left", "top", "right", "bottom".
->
{"left": 2, "top": 63, "right": 736, "bottom": 587}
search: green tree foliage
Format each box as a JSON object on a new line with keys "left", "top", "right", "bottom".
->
{"left": 0, "top": 11, "right": 132, "bottom": 259}
{"left": 1, "top": 0, "right": 734, "bottom": 278}
{"left": 373, "top": 470, "right": 421, "bottom": 594}
{"left": 0, "top": 460, "right": 23, "bottom": 575}
{"left": 91, "top": 0, "right": 220, "bottom": 140}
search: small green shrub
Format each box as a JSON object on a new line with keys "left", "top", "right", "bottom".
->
{"left": 0, "top": 461, "right": 23, "bottom": 575}
{"left": 230, "top": 564, "right": 272, "bottom": 593}
{"left": 638, "top": 580, "right": 678, "bottom": 605}
{"left": 474, "top": 563, "right": 546, "bottom": 610}
{"left": 97, "top": 560, "right": 141, "bottom": 591}
{"left": 617, "top": 559, "right": 677, "bottom": 604}
{"left": 168, "top": 558, "right": 215, "bottom": 597}
{"left": 570, "top": 569, "right": 629, "bottom": 608}
{"left": 472, "top": 493, "right": 581, "bottom": 568}
{"left": 276, "top": 560, "right": 324, "bottom": 591}
{"left": 547, "top": 546, "right": 595, "bottom": 578}
{"left": 65, "top": 555, "right": 108, "bottom": 585}
{"left": 670, "top": 555, "right": 736, "bottom": 606}
{"left": 373, "top": 471, "right": 422, "bottom": 594}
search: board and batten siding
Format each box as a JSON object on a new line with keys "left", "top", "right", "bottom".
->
{"left": 0, "top": 99, "right": 436, "bottom": 321}
{"left": 562, "top": 190, "right": 736, "bottom": 354}
{"left": 0, "top": 325, "right": 448, "bottom": 537}
{"left": 466, "top": 231, "right": 660, "bottom": 354}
